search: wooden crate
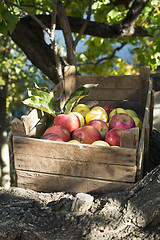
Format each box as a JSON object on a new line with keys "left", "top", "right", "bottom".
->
{"left": 11, "top": 66, "right": 154, "bottom": 194}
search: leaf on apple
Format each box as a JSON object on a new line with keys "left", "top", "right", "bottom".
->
{"left": 63, "top": 84, "right": 98, "bottom": 114}
{"left": 22, "top": 86, "right": 57, "bottom": 117}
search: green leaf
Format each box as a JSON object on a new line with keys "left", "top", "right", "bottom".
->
{"left": 63, "top": 84, "right": 98, "bottom": 114}
{"left": 22, "top": 88, "right": 57, "bottom": 116}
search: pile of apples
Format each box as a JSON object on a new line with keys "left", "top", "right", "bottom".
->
{"left": 41, "top": 104, "right": 143, "bottom": 147}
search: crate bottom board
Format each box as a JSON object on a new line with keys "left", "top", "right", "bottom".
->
{"left": 16, "top": 170, "right": 134, "bottom": 194}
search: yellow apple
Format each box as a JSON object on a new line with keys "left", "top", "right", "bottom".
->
{"left": 125, "top": 109, "right": 138, "bottom": 118}
{"left": 85, "top": 106, "right": 108, "bottom": 124}
{"left": 80, "top": 110, "right": 90, "bottom": 117}
{"left": 69, "top": 112, "right": 85, "bottom": 127}
{"left": 68, "top": 140, "right": 81, "bottom": 143}
{"left": 92, "top": 140, "right": 110, "bottom": 147}
{"left": 72, "top": 104, "right": 90, "bottom": 116}
{"left": 132, "top": 116, "right": 143, "bottom": 130}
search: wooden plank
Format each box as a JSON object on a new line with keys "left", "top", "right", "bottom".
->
{"left": 14, "top": 154, "right": 136, "bottom": 182}
{"left": 11, "top": 118, "right": 26, "bottom": 136}
{"left": 136, "top": 78, "right": 153, "bottom": 181}
{"left": 82, "top": 88, "right": 139, "bottom": 101}
{"left": 16, "top": 170, "right": 134, "bottom": 194}
{"left": 13, "top": 136, "right": 137, "bottom": 166}
{"left": 28, "top": 114, "right": 53, "bottom": 138}
{"left": 76, "top": 75, "right": 140, "bottom": 89}
{"left": 139, "top": 66, "right": 150, "bottom": 115}
{"left": 21, "top": 109, "right": 44, "bottom": 136}
{"left": 120, "top": 127, "right": 139, "bottom": 149}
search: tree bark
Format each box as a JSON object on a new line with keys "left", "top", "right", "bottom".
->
{"left": 0, "top": 165, "right": 159, "bottom": 240}
{"left": 0, "top": 85, "right": 10, "bottom": 189}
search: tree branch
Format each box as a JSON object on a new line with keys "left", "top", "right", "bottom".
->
{"left": 120, "top": 0, "right": 150, "bottom": 36}
{"left": 94, "top": 42, "right": 127, "bottom": 66}
{"left": 57, "top": 0, "right": 76, "bottom": 66}
{"left": 73, "top": 0, "right": 92, "bottom": 50}
{"left": 50, "top": 0, "right": 63, "bottom": 82}
{"left": 77, "top": 42, "right": 127, "bottom": 68}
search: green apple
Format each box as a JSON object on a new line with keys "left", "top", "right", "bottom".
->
{"left": 126, "top": 109, "right": 138, "bottom": 118}
{"left": 116, "top": 108, "right": 126, "bottom": 114}
{"left": 132, "top": 116, "right": 143, "bottom": 130}
{"left": 92, "top": 140, "right": 110, "bottom": 147}
{"left": 109, "top": 108, "right": 126, "bottom": 120}
{"left": 109, "top": 109, "right": 117, "bottom": 120}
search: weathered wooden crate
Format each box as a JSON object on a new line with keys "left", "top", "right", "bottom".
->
{"left": 10, "top": 66, "right": 154, "bottom": 194}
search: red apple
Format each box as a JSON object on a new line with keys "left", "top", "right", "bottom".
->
{"left": 72, "top": 125, "right": 101, "bottom": 144}
{"left": 105, "top": 128, "right": 124, "bottom": 146}
{"left": 109, "top": 113, "right": 135, "bottom": 130}
{"left": 54, "top": 114, "right": 80, "bottom": 133}
{"left": 41, "top": 133, "right": 64, "bottom": 142}
{"left": 42, "top": 125, "right": 70, "bottom": 142}
{"left": 103, "top": 105, "right": 115, "bottom": 117}
{"left": 88, "top": 119, "right": 109, "bottom": 140}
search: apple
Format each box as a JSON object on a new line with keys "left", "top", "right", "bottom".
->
{"left": 109, "top": 113, "right": 135, "bottom": 130}
{"left": 88, "top": 119, "right": 109, "bottom": 140}
{"left": 116, "top": 108, "right": 127, "bottom": 114}
{"left": 41, "top": 133, "right": 64, "bottom": 142}
{"left": 69, "top": 112, "right": 85, "bottom": 127}
{"left": 85, "top": 106, "right": 108, "bottom": 124}
{"left": 42, "top": 125, "right": 70, "bottom": 142}
{"left": 68, "top": 140, "right": 81, "bottom": 144}
{"left": 72, "top": 125, "right": 101, "bottom": 144}
{"left": 92, "top": 140, "right": 110, "bottom": 147}
{"left": 72, "top": 104, "right": 90, "bottom": 117}
{"left": 109, "top": 108, "right": 117, "bottom": 120}
{"left": 125, "top": 109, "right": 138, "bottom": 118}
{"left": 132, "top": 116, "right": 143, "bottom": 130}
{"left": 102, "top": 105, "right": 115, "bottom": 117}
{"left": 105, "top": 128, "right": 124, "bottom": 146}
{"left": 54, "top": 113, "right": 80, "bottom": 133}
{"left": 109, "top": 107, "right": 126, "bottom": 120}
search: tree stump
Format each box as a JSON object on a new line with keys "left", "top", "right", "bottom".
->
{"left": 0, "top": 165, "right": 160, "bottom": 240}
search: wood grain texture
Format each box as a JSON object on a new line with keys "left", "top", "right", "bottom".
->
{"left": 76, "top": 75, "right": 140, "bottom": 89}
{"left": 120, "top": 127, "right": 139, "bottom": 149}
{"left": 13, "top": 136, "right": 137, "bottom": 166}
{"left": 16, "top": 170, "right": 133, "bottom": 194}
{"left": 14, "top": 154, "right": 136, "bottom": 182}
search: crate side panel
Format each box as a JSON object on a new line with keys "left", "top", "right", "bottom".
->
{"left": 82, "top": 88, "right": 139, "bottom": 101}
{"left": 13, "top": 136, "right": 137, "bottom": 166}
{"left": 76, "top": 75, "right": 140, "bottom": 89}
{"left": 136, "top": 79, "right": 153, "bottom": 180}
{"left": 14, "top": 154, "right": 136, "bottom": 182}
{"left": 16, "top": 170, "right": 133, "bottom": 194}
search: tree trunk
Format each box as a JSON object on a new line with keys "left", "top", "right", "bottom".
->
{"left": 0, "top": 85, "right": 10, "bottom": 189}
{"left": 0, "top": 165, "right": 159, "bottom": 240}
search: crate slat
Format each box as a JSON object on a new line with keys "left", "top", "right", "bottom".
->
{"left": 16, "top": 170, "right": 134, "bottom": 194}
{"left": 14, "top": 154, "right": 136, "bottom": 183}
{"left": 13, "top": 136, "right": 137, "bottom": 166}
{"left": 76, "top": 75, "right": 140, "bottom": 89}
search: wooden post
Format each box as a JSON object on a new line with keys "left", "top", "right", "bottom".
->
{"left": 60, "top": 65, "right": 76, "bottom": 109}
{"left": 139, "top": 66, "right": 150, "bottom": 116}
{"left": 120, "top": 127, "right": 139, "bottom": 149}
